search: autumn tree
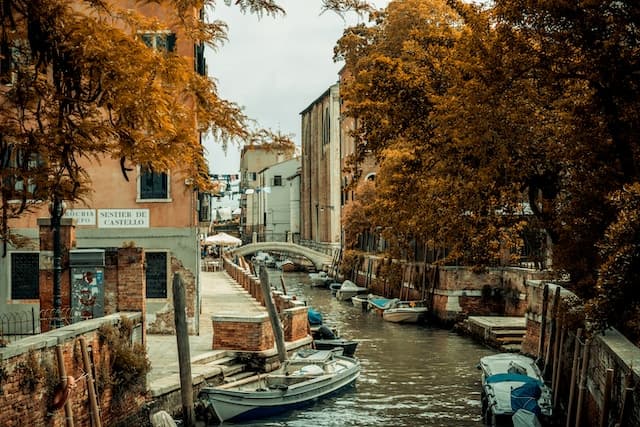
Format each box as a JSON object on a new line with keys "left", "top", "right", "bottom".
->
{"left": 470, "top": 0, "right": 640, "bottom": 334}
{"left": 0, "top": 0, "right": 365, "bottom": 243}
{"left": 337, "top": 0, "right": 527, "bottom": 265}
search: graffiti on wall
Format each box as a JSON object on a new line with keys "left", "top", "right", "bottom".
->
{"left": 71, "top": 269, "right": 104, "bottom": 322}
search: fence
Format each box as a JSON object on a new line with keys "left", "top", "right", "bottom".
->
{"left": 0, "top": 308, "right": 74, "bottom": 345}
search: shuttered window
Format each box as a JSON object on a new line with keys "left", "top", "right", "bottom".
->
{"left": 140, "top": 166, "right": 168, "bottom": 199}
{"left": 146, "top": 252, "right": 167, "bottom": 299}
{"left": 11, "top": 252, "right": 39, "bottom": 299}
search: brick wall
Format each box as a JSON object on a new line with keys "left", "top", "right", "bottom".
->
{"left": 214, "top": 259, "right": 311, "bottom": 352}
{"left": 212, "top": 314, "right": 275, "bottom": 351}
{"left": 148, "top": 255, "right": 198, "bottom": 335}
{"left": 116, "top": 247, "right": 146, "bottom": 343}
{"left": 281, "top": 306, "right": 309, "bottom": 342}
{"left": 0, "top": 314, "right": 145, "bottom": 427}
{"left": 103, "top": 248, "right": 120, "bottom": 315}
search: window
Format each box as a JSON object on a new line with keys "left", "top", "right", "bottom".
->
{"left": 250, "top": 172, "right": 257, "bottom": 181}
{"left": 198, "top": 192, "right": 211, "bottom": 222}
{"left": 146, "top": 252, "right": 167, "bottom": 299}
{"left": 140, "top": 166, "right": 168, "bottom": 200}
{"left": 322, "top": 107, "right": 331, "bottom": 145}
{"left": 141, "top": 32, "right": 176, "bottom": 52}
{"left": 11, "top": 252, "right": 39, "bottom": 299}
{"left": 195, "top": 42, "right": 206, "bottom": 75}
{"left": 0, "top": 38, "right": 29, "bottom": 85}
{"left": 273, "top": 175, "right": 282, "bottom": 187}
{"left": 1, "top": 145, "right": 43, "bottom": 201}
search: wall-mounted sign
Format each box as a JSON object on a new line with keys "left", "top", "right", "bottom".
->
{"left": 98, "top": 209, "right": 149, "bottom": 228}
{"left": 64, "top": 209, "right": 96, "bottom": 225}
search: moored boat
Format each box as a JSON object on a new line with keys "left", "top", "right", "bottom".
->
{"left": 276, "top": 259, "right": 296, "bottom": 272}
{"left": 367, "top": 296, "right": 400, "bottom": 316}
{"left": 314, "top": 338, "right": 358, "bottom": 357}
{"left": 197, "top": 349, "right": 360, "bottom": 423}
{"left": 329, "top": 282, "right": 342, "bottom": 294}
{"left": 335, "top": 280, "right": 368, "bottom": 301}
{"left": 382, "top": 300, "right": 429, "bottom": 323}
{"left": 308, "top": 271, "right": 333, "bottom": 287}
{"left": 477, "top": 353, "right": 552, "bottom": 426}
{"left": 351, "top": 294, "right": 373, "bottom": 311}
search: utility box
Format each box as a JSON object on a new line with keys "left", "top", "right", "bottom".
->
{"left": 69, "top": 249, "right": 105, "bottom": 323}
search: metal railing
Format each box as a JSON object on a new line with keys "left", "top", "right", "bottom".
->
{"left": 0, "top": 308, "right": 74, "bottom": 345}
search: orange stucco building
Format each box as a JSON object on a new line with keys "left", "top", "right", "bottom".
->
{"left": 1, "top": 1, "right": 208, "bottom": 334}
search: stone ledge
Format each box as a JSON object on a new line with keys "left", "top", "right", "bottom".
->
{"left": 212, "top": 313, "right": 269, "bottom": 323}
{"left": 0, "top": 312, "right": 142, "bottom": 359}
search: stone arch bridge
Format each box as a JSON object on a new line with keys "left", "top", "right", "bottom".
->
{"left": 229, "top": 242, "right": 334, "bottom": 270}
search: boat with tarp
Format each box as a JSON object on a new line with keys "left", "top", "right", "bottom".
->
{"left": 198, "top": 349, "right": 360, "bottom": 423}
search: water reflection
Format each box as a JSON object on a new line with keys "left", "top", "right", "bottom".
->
{"left": 222, "top": 271, "right": 495, "bottom": 427}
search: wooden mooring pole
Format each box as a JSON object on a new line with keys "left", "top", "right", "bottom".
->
{"left": 575, "top": 338, "right": 591, "bottom": 427}
{"left": 565, "top": 328, "right": 582, "bottom": 427}
{"left": 173, "top": 273, "right": 195, "bottom": 427}
{"left": 537, "top": 284, "right": 550, "bottom": 365}
{"left": 79, "top": 336, "right": 101, "bottom": 427}
{"left": 260, "top": 266, "right": 287, "bottom": 363}
{"left": 55, "top": 344, "right": 74, "bottom": 427}
{"left": 600, "top": 368, "right": 614, "bottom": 427}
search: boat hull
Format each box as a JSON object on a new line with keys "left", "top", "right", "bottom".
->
{"left": 351, "top": 295, "right": 370, "bottom": 311}
{"left": 382, "top": 307, "right": 428, "bottom": 323}
{"left": 200, "top": 355, "right": 360, "bottom": 423}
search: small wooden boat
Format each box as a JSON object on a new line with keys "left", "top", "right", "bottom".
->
{"left": 382, "top": 300, "right": 429, "bottom": 323}
{"left": 276, "top": 259, "right": 296, "bottom": 272}
{"left": 335, "top": 280, "right": 368, "bottom": 301}
{"left": 198, "top": 349, "right": 360, "bottom": 423}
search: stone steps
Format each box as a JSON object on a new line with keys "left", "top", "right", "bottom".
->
{"left": 464, "top": 316, "right": 527, "bottom": 351}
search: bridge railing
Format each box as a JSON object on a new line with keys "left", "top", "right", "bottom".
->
{"left": 241, "top": 232, "right": 300, "bottom": 245}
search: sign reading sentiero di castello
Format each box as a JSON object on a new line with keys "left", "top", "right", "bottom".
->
{"left": 98, "top": 209, "right": 150, "bottom": 228}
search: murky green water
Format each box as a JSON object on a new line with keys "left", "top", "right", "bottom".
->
{"left": 222, "top": 271, "right": 495, "bottom": 427}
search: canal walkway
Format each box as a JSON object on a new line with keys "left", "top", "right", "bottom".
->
{"left": 146, "top": 270, "right": 266, "bottom": 393}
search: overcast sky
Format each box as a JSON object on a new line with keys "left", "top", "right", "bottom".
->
{"left": 203, "top": 1, "right": 385, "bottom": 175}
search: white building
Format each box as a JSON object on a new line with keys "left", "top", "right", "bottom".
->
{"left": 252, "top": 157, "right": 301, "bottom": 242}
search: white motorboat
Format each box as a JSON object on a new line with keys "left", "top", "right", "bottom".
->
{"left": 351, "top": 294, "right": 372, "bottom": 311}
{"left": 198, "top": 349, "right": 360, "bottom": 423}
{"left": 382, "top": 300, "right": 429, "bottom": 323}
{"left": 335, "top": 280, "right": 368, "bottom": 301}
{"left": 478, "top": 353, "right": 552, "bottom": 426}
{"left": 367, "top": 296, "right": 400, "bottom": 315}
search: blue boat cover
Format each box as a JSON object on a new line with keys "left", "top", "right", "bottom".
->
{"left": 369, "top": 298, "right": 392, "bottom": 308}
{"left": 308, "top": 308, "right": 323, "bottom": 325}
{"left": 510, "top": 382, "right": 542, "bottom": 416}
{"left": 485, "top": 373, "right": 542, "bottom": 385}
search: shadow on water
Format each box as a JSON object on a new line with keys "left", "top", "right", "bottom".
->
{"left": 216, "top": 270, "right": 496, "bottom": 427}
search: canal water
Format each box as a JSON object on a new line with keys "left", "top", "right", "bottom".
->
{"left": 223, "top": 270, "right": 496, "bottom": 427}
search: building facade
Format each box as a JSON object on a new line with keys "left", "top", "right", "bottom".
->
{"left": 1, "top": 2, "right": 208, "bottom": 335}
{"left": 300, "top": 83, "right": 342, "bottom": 255}
{"left": 239, "top": 144, "right": 296, "bottom": 242}
{"left": 254, "top": 158, "right": 301, "bottom": 242}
